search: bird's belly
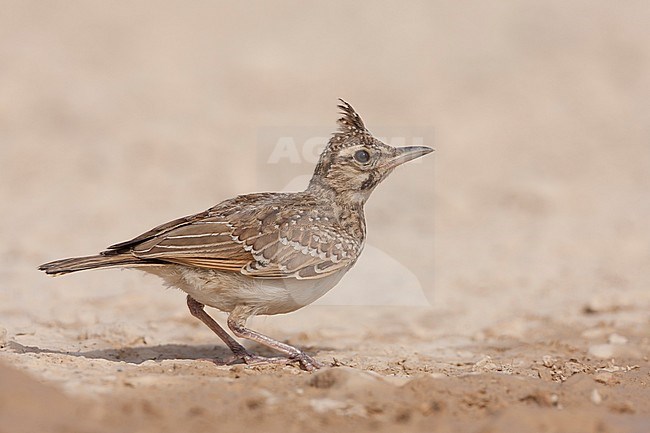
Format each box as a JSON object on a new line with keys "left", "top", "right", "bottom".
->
{"left": 145, "top": 265, "right": 348, "bottom": 316}
{"left": 258, "top": 270, "right": 348, "bottom": 314}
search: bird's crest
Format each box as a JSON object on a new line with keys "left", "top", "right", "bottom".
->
{"left": 329, "top": 99, "right": 372, "bottom": 149}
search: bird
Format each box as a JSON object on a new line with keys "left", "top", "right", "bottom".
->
{"left": 39, "top": 99, "right": 433, "bottom": 371}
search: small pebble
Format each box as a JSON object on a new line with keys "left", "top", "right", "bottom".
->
{"left": 473, "top": 355, "right": 498, "bottom": 371}
{"left": 591, "top": 389, "right": 602, "bottom": 405}
{"left": 542, "top": 355, "right": 555, "bottom": 367}
{"left": 608, "top": 333, "right": 628, "bottom": 345}
{"left": 537, "top": 368, "right": 553, "bottom": 381}
{"left": 594, "top": 372, "right": 615, "bottom": 385}
{"left": 589, "top": 344, "right": 615, "bottom": 359}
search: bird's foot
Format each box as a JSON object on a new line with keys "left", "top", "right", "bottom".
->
{"left": 230, "top": 350, "right": 321, "bottom": 371}
{"left": 241, "top": 352, "right": 321, "bottom": 371}
{"left": 203, "top": 350, "right": 321, "bottom": 371}
{"left": 287, "top": 351, "right": 322, "bottom": 371}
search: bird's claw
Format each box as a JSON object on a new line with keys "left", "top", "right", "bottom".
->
{"left": 288, "top": 352, "right": 322, "bottom": 371}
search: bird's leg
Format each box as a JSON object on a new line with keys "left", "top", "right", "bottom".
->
{"left": 227, "top": 312, "right": 322, "bottom": 371}
{"left": 186, "top": 295, "right": 251, "bottom": 362}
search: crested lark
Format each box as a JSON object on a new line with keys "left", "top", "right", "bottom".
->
{"left": 39, "top": 100, "right": 433, "bottom": 371}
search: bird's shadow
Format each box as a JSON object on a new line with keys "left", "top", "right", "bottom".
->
{"left": 6, "top": 341, "right": 330, "bottom": 365}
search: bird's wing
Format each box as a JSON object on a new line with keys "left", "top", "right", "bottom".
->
{"left": 239, "top": 211, "right": 361, "bottom": 280}
{"left": 125, "top": 202, "right": 361, "bottom": 280}
{"left": 130, "top": 217, "right": 253, "bottom": 271}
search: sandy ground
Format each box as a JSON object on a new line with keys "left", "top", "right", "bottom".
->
{"left": 1, "top": 1, "right": 649, "bottom": 432}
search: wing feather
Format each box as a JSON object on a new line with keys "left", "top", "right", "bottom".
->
{"left": 113, "top": 194, "right": 362, "bottom": 279}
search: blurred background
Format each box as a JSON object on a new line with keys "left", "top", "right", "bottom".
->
{"left": 1, "top": 0, "right": 649, "bottom": 334}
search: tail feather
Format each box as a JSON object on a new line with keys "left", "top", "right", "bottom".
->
{"left": 38, "top": 254, "right": 157, "bottom": 276}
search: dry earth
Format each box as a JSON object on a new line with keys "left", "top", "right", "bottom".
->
{"left": 1, "top": 1, "right": 649, "bottom": 432}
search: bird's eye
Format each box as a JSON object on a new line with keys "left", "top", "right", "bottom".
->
{"left": 354, "top": 149, "right": 370, "bottom": 164}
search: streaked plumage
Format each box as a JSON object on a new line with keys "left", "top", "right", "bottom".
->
{"left": 39, "top": 99, "right": 433, "bottom": 370}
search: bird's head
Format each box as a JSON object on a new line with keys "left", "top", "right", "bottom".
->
{"left": 309, "top": 99, "right": 433, "bottom": 203}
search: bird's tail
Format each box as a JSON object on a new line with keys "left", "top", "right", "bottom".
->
{"left": 38, "top": 254, "right": 152, "bottom": 276}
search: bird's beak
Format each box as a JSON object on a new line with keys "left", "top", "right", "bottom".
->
{"left": 386, "top": 146, "right": 434, "bottom": 169}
